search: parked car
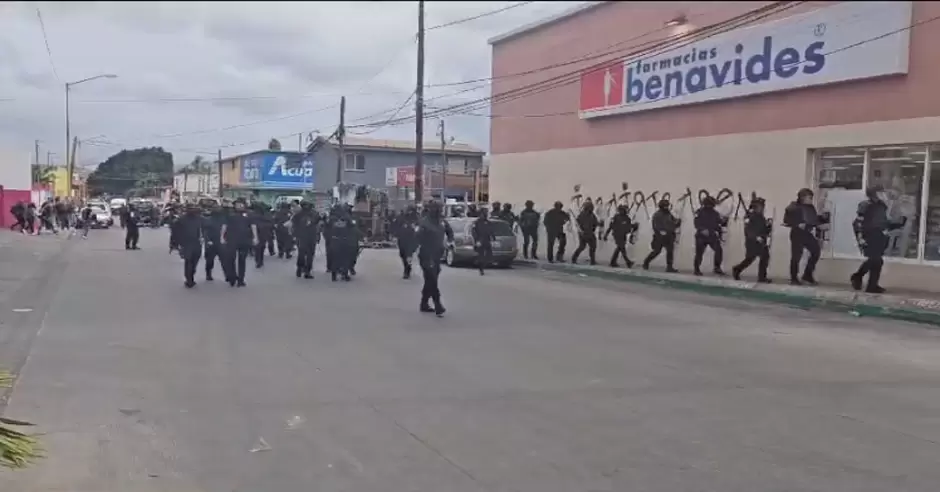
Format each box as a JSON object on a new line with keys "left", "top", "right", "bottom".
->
{"left": 89, "top": 204, "right": 113, "bottom": 228}
{"left": 442, "top": 217, "right": 517, "bottom": 268}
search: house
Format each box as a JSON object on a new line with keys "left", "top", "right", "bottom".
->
{"left": 218, "top": 136, "right": 487, "bottom": 205}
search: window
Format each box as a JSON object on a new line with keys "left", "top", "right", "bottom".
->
{"left": 447, "top": 158, "right": 468, "bottom": 175}
{"left": 344, "top": 153, "right": 366, "bottom": 172}
{"left": 813, "top": 144, "right": 935, "bottom": 262}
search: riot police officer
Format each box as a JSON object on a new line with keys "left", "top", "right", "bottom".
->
{"left": 692, "top": 196, "right": 726, "bottom": 276}
{"left": 571, "top": 201, "right": 599, "bottom": 265}
{"left": 327, "top": 204, "right": 355, "bottom": 281}
{"left": 471, "top": 209, "right": 496, "bottom": 275}
{"left": 543, "top": 201, "right": 570, "bottom": 262}
{"left": 604, "top": 205, "right": 636, "bottom": 268}
{"left": 220, "top": 198, "right": 257, "bottom": 287}
{"left": 851, "top": 185, "right": 902, "bottom": 293}
{"left": 783, "top": 188, "right": 827, "bottom": 285}
{"left": 518, "top": 200, "right": 540, "bottom": 260}
{"left": 395, "top": 205, "right": 420, "bottom": 279}
{"left": 416, "top": 200, "right": 454, "bottom": 316}
{"left": 292, "top": 200, "right": 319, "bottom": 279}
{"left": 273, "top": 203, "right": 294, "bottom": 259}
{"left": 643, "top": 199, "right": 680, "bottom": 273}
{"left": 732, "top": 197, "right": 772, "bottom": 283}
{"left": 175, "top": 203, "right": 205, "bottom": 288}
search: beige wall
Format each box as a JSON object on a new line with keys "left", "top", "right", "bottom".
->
{"left": 491, "top": 116, "right": 940, "bottom": 292}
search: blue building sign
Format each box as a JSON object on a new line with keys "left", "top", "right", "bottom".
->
{"left": 240, "top": 152, "right": 314, "bottom": 189}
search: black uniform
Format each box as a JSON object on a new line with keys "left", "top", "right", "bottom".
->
{"left": 543, "top": 203, "right": 570, "bottom": 262}
{"left": 273, "top": 204, "right": 294, "bottom": 258}
{"left": 292, "top": 206, "right": 320, "bottom": 279}
{"left": 605, "top": 207, "right": 636, "bottom": 268}
{"left": 643, "top": 202, "right": 680, "bottom": 272}
{"left": 471, "top": 214, "right": 496, "bottom": 275}
{"left": 518, "top": 202, "right": 540, "bottom": 260}
{"left": 851, "top": 187, "right": 900, "bottom": 293}
{"left": 692, "top": 199, "right": 726, "bottom": 275}
{"left": 253, "top": 207, "right": 275, "bottom": 268}
{"left": 732, "top": 201, "right": 772, "bottom": 282}
{"left": 175, "top": 209, "right": 205, "bottom": 287}
{"left": 122, "top": 206, "right": 141, "bottom": 249}
{"left": 466, "top": 204, "right": 480, "bottom": 218}
{"left": 223, "top": 207, "right": 255, "bottom": 287}
{"left": 80, "top": 205, "right": 94, "bottom": 238}
{"left": 9, "top": 202, "right": 25, "bottom": 232}
{"left": 327, "top": 206, "right": 356, "bottom": 281}
{"left": 202, "top": 209, "right": 224, "bottom": 281}
{"left": 395, "top": 209, "right": 420, "bottom": 278}
{"left": 416, "top": 208, "right": 454, "bottom": 316}
{"left": 498, "top": 205, "right": 517, "bottom": 229}
{"left": 783, "top": 188, "right": 826, "bottom": 285}
{"left": 571, "top": 203, "right": 599, "bottom": 265}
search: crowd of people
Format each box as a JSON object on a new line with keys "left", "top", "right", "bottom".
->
{"left": 8, "top": 197, "right": 109, "bottom": 239}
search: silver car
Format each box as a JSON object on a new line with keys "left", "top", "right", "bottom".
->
{"left": 443, "top": 218, "right": 518, "bottom": 268}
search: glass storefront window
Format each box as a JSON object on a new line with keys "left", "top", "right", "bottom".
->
{"left": 924, "top": 146, "right": 940, "bottom": 261}
{"left": 867, "top": 146, "right": 926, "bottom": 259}
{"left": 815, "top": 148, "right": 864, "bottom": 191}
{"left": 814, "top": 148, "right": 865, "bottom": 258}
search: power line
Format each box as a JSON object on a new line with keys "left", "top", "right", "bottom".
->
{"left": 348, "top": 92, "right": 416, "bottom": 135}
{"left": 427, "top": 1, "right": 534, "bottom": 31}
{"left": 35, "top": 7, "right": 60, "bottom": 83}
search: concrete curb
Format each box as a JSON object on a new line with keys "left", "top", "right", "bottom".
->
{"left": 513, "top": 259, "right": 940, "bottom": 327}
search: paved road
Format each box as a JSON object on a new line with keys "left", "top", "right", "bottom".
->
{"left": 2, "top": 227, "right": 940, "bottom": 491}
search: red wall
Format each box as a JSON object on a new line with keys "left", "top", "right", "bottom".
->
{"left": 0, "top": 187, "right": 31, "bottom": 228}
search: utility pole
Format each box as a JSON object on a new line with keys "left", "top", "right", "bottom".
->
{"left": 298, "top": 132, "right": 302, "bottom": 152}
{"left": 217, "top": 149, "right": 223, "bottom": 198}
{"left": 438, "top": 119, "right": 447, "bottom": 202}
{"left": 34, "top": 140, "right": 40, "bottom": 166}
{"left": 69, "top": 137, "right": 78, "bottom": 197}
{"left": 335, "top": 95, "right": 346, "bottom": 184}
{"left": 414, "top": 0, "right": 425, "bottom": 203}
{"left": 46, "top": 151, "right": 54, "bottom": 166}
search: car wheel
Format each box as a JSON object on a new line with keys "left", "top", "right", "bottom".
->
{"left": 445, "top": 248, "right": 457, "bottom": 267}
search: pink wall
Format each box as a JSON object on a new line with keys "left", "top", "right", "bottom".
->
{"left": 490, "top": 1, "right": 940, "bottom": 155}
{"left": 0, "top": 188, "right": 31, "bottom": 228}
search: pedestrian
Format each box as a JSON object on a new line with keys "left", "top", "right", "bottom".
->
{"left": 471, "top": 209, "right": 495, "bottom": 275}
{"left": 39, "top": 200, "right": 57, "bottom": 234}
{"left": 416, "top": 200, "right": 454, "bottom": 316}
{"left": 395, "top": 205, "right": 420, "bottom": 279}
{"left": 9, "top": 201, "right": 26, "bottom": 233}
{"left": 783, "top": 188, "right": 825, "bottom": 285}
{"left": 273, "top": 203, "right": 294, "bottom": 259}
{"left": 24, "top": 203, "right": 37, "bottom": 235}
{"left": 605, "top": 205, "right": 636, "bottom": 268}
{"left": 80, "top": 202, "right": 94, "bottom": 239}
{"left": 176, "top": 203, "right": 205, "bottom": 288}
{"left": 692, "top": 196, "right": 727, "bottom": 276}
{"left": 291, "top": 200, "right": 319, "bottom": 279}
{"left": 54, "top": 197, "right": 69, "bottom": 231}
{"left": 518, "top": 200, "right": 540, "bottom": 260}
{"left": 850, "top": 185, "right": 903, "bottom": 293}
{"left": 732, "top": 197, "right": 772, "bottom": 282}
{"left": 543, "top": 201, "right": 570, "bottom": 263}
{"left": 202, "top": 204, "right": 224, "bottom": 282}
{"left": 122, "top": 204, "right": 141, "bottom": 249}
{"left": 220, "top": 198, "right": 257, "bottom": 287}
{"left": 643, "top": 199, "right": 680, "bottom": 272}
{"left": 571, "top": 201, "right": 599, "bottom": 265}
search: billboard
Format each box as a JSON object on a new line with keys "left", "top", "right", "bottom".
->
{"left": 580, "top": 1, "right": 912, "bottom": 118}
{"left": 239, "top": 152, "right": 314, "bottom": 189}
{"left": 396, "top": 166, "right": 416, "bottom": 187}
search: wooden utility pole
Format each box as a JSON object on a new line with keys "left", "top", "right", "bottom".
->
{"left": 335, "top": 95, "right": 346, "bottom": 184}
{"left": 297, "top": 132, "right": 302, "bottom": 152}
{"left": 439, "top": 119, "right": 447, "bottom": 202}
{"left": 414, "top": 0, "right": 425, "bottom": 203}
{"left": 46, "top": 151, "right": 53, "bottom": 166}
{"left": 34, "top": 140, "right": 40, "bottom": 166}
{"left": 217, "top": 149, "right": 223, "bottom": 198}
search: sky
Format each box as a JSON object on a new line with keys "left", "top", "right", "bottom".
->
{"left": 0, "top": 1, "right": 584, "bottom": 170}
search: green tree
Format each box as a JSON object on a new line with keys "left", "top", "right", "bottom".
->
{"left": 87, "top": 147, "right": 174, "bottom": 196}
{"left": 30, "top": 165, "right": 55, "bottom": 187}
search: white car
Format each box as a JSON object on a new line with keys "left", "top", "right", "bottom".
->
{"left": 88, "top": 205, "right": 114, "bottom": 228}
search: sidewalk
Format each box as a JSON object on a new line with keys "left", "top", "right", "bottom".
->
{"left": 514, "top": 258, "right": 940, "bottom": 327}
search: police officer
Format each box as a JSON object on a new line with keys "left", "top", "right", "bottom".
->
{"left": 175, "top": 203, "right": 205, "bottom": 288}
{"left": 292, "top": 200, "right": 319, "bottom": 279}
{"left": 543, "top": 201, "right": 570, "bottom": 263}
{"left": 202, "top": 204, "right": 224, "bottom": 282}
{"left": 327, "top": 204, "right": 355, "bottom": 281}
{"left": 498, "top": 203, "right": 517, "bottom": 229}
{"left": 122, "top": 203, "right": 141, "bottom": 250}
{"left": 273, "top": 203, "right": 294, "bottom": 259}
{"left": 490, "top": 201, "right": 501, "bottom": 221}
{"left": 471, "top": 209, "right": 496, "bottom": 275}
{"left": 604, "top": 205, "right": 636, "bottom": 268}
{"left": 466, "top": 203, "right": 480, "bottom": 218}
{"left": 571, "top": 201, "right": 599, "bottom": 265}
{"left": 692, "top": 196, "right": 726, "bottom": 276}
{"left": 518, "top": 200, "right": 540, "bottom": 260}
{"left": 732, "top": 197, "right": 772, "bottom": 283}
{"left": 346, "top": 204, "right": 362, "bottom": 276}
{"left": 252, "top": 203, "right": 275, "bottom": 269}
{"left": 395, "top": 205, "right": 420, "bottom": 279}
{"left": 643, "top": 199, "right": 680, "bottom": 272}
{"left": 851, "top": 185, "right": 901, "bottom": 293}
{"left": 416, "top": 200, "right": 454, "bottom": 316}
{"left": 220, "top": 198, "right": 257, "bottom": 287}
{"left": 783, "top": 188, "right": 826, "bottom": 285}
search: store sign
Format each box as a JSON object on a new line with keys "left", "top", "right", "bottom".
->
{"left": 385, "top": 167, "right": 397, "bottom": 186}
{"left": 240, "top": 152, "right": 314, "bottom": 189}
{"left": 396, "top": 166, "right": 416, "bottom": 187}
{"left": 580, "top": 1, "right": 912, "bottom": 118}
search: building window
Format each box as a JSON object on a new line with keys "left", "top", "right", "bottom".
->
{"left": 447, "top": 158, "right": 468, "bottom": 175}
{"left": 344, "top": 153, "right": 366, "bottom": 172}
{"left": 813, "top": 144, "right": 934, "bottom": 263}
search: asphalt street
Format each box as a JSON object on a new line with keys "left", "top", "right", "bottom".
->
{"left": 1, "top": 226, "right": 940, "bottom": 492}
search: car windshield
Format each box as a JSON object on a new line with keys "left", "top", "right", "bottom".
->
{"left": 90, "top": 206, "right": 107, "bottom": 213}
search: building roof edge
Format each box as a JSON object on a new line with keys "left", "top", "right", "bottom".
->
{"left": 487, "top": 1, "right": 610, "bottom": 46}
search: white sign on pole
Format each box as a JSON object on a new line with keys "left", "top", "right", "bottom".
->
{"left": 385, "top": 167, "right": 398, "bottom": 186}
{"left": 579, "top": 1, "right": 912, "bottom": 118}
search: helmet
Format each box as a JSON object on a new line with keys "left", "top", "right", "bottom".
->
{"left": 749, "top": 197, "right": 766, "bottom": 209}
{"left": 617, "top": 204, "right": 628, "bottom": 214}
{"left": 553, "top": 201, "right": 563, "bottom": 209}
{"left": 658, "top": 199, "right": 670, "bottom": 210}
{"left": 797, "top": 188, "right": 814, "bottom": 199}
{"left": 866, "top": 185, "right": 885, "bottom": 199}
{"left": 300, "top": 200, "right": 313, "bottom": 210}
{"left": 524, "top": 200, "right": 534, "bottom": 208}
{"left": 702, "top": 196, "right": 716, "bottom": 208}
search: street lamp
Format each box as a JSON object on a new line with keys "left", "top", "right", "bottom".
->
{"left": 66, "top": 73, "right": 118, "bottom": 195}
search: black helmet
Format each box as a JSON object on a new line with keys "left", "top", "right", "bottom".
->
{"left": 797, "top": 188, "right": 814, "bottom": 199}
{"left": 553, "top": 201, "right": 563, "bottom": 209}
{"left": 749, "top": 197, "right": 766, "bottom": 209}
{"left": 658, "top": 199, "right": 670, "bottom": 210}
{"left": 300, "top": 200, "right": 313, "bottom": 210}
{"left": 702, "top": 196, "right": 717, "bottom": 208}
{"left": 866, "top": 185, "right": 884, "bottom": 199}
{"left": 524, "top": 200, "right": 534, "bottom": 208}
{"left": 616, "top": 204, "right": 628, "bottom": 214}
{"left": 503, "top": 203, "right": 512, "bottom": 211}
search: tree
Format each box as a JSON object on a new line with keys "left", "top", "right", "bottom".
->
{"left": 182, "top": 155, "right": 211, "bottom": 174}
{"left": 268, "top": 138, "right": 282, "bottom": 151}
{"left": 31, "top": 165, "right": 55, "bottom": 187}
{"left": 86, "top": 147, "right": 174, "bottom": 197}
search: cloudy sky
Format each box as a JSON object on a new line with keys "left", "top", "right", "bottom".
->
{"left": 0, "top": 1, "right": 584, "bottom": 170}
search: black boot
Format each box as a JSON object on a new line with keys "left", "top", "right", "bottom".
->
{"left": 432, "top": 296, "right": 446, "bottom": 317}
{"left": 296, "top": 266, "right": 302, "bottom": 278}
{"left": 420, "top": 296, "right": 434, "bottom": 313}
